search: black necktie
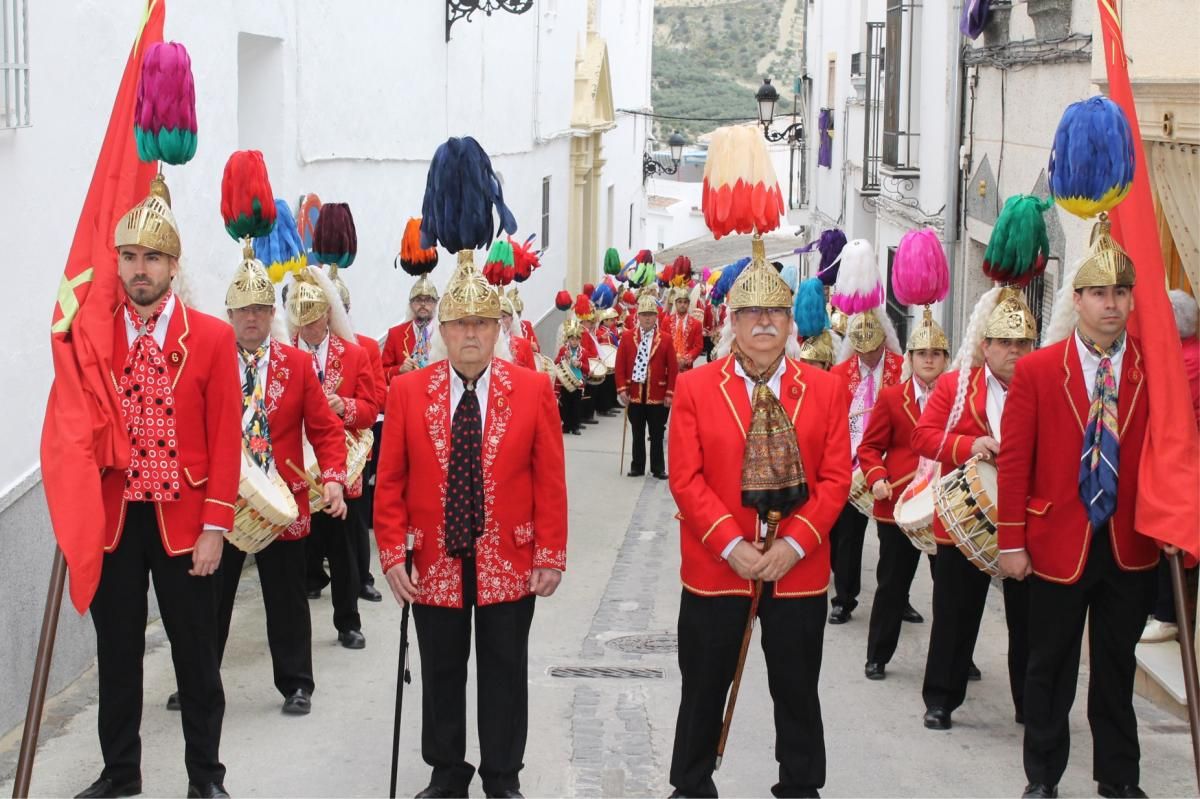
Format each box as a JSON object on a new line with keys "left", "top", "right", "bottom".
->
{"left": 445, "top": 369, "right": 485, "bottom": 558}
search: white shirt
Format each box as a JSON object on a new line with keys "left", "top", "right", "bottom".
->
{"left": 449, "top": 362, "right": 491, "bottom": 432}
{"left": 983, "top": 364, "right": 1007, "bottom": 442}
{"left": 1074, "top": 330, "right": 1125, "bottom": 396}
{"left": 124, "top": 292, "right": 176, "bottom": 349}
{"left": 722, "top": 357, "right": 805, "bottom": 561}
{"left": 912, "top": 377, "right": 932, "bottom": 412}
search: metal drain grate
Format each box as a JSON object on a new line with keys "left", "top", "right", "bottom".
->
{"left": 606, "top": 633, "right": 678, "bottom": 654}
{"left": 548, "top": 665, "right": 665, "bottom": 679}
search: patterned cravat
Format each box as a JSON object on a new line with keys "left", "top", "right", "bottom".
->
{"left": 1078, "top": 331, "right": 1124, "bottom": 527}
{"left": 414, "top": 323, "right": 430, "bottom": 368}
{"left": 241, "top": 344, "right": 273, "bottom": 472}
{"left": 444, "top": 369, "right": 486, "bottom": 558}
{"left": 118, "top": 292, "right": 181, "bottom": 502}
{"left": 306, "top": 340, "right": 325, "bottom": 385}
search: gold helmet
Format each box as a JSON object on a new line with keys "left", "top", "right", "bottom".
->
{"left": 499, "top": 294, "right": 517, "bottom": 317}
{"left": 505, "top": 286, "right": 525, "bottom": 314}
{"left": 797, "top": 329, "right": 835, "bottom": 367}
{"left": 1073, "top": 215, "right": 1136, "bottom": 290}
{"left": 907, "top": 307, "right": 949, "bottom": 352}
{"left": 984, "top": 285, "right": 1037, "bottom": 340}
{"left": 670, "top": 286, "right": 691, "bottom": 305}
{"left": 226, "top": 243, "right": 276, "bottom": 310}
{"left": 727, "top": 236, "right": 793, "bottom": 310}
{"left": 115, "top": 175, "right": 182, "bottom": 258}
{"left": 847, "top": 310, "right": 885, "bottom": 353}
{"left": 287, "top": 269, "right": 331, "bottom": 328}
{"left": 439, "top": 250, "right": 501, "bottom": 322}
{"left": 410, "top": 274, "right": 439, "bottom": 302}
{"left": 562, "top": 317, "right": 583, "bottom": 338}
{"left": 598, "top": 307, "right": 619, "bottom": 322}
{"left": 637, "top": 293, "right": 659, "bottom": 315}
{"left": 830, "top": 305, "right": 849, "bottom": 337}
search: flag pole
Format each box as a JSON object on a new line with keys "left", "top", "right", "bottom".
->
{"left": 1169, "top": 552, "right": 1200, "bottom": 790}
{"left": 12, "top": 548, "right": 68, "bottom": 799}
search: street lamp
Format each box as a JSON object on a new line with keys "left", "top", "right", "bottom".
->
{"left": 755, "top": 77, "right": 803, "bottom": 145}
{"left": 643, "top": 131, "right": 687, "bottom": 180}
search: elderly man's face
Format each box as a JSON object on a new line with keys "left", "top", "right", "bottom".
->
{"left": 733, "top": 306, "right": 791, "bottom": 359}
{"left": 299, "top": 312, "right": 330, "bottom": 347}
{"left": 638, "top": 311, "right": 658, "bottom": 332}
{"left": 441, "top": 316, "right": 499, "bottom": 374}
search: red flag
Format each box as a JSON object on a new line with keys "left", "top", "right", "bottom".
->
{"left": 41, "top": 0, "right": 165, "bottom": 613}
{"left": 1096, "top": 0, "right": 1200, "bottom": 559}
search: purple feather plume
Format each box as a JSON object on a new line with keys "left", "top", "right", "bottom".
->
{"left": 892, "top": 227, "right": 950, "bottom": 306}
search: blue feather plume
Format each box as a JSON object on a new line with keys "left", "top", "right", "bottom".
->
{"left": 710, "top": 257, "right": 750, "bottom": 305}
{"left": 793, "top": 278, "right": 829, "bottom": 337}
{"left": 591, "top": 281, "right": 616, "bottom": 309}
{"left": 780, "top": 263, "right": 800, "bottom": 294}
{"left": 419, "top": 137, "right": 518, "bottom": 252}
{"left": 1048, "top": 96, "right": 1135, "bottom": 219}
{"left": 253, "top": 199, "right": 307, "bottom": 283}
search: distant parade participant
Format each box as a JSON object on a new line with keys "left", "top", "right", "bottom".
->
{"left": 500, "top": 294, "right": 537, "bottom": 370}
{"left": 376, "top": 248, "right": 567, "bottom": 799}
{"left": 591, "top": 307, "right": 621, "bottom": 416}
{"left": 668, "top": 236, "right": 851, "bottom": 798}
{"left": 615, "top": 292, "right": 678, "bottom": 478}
{"left": 555, "top": 317, "right": 590, "bottom": 435}
{"left": 858, "top": 310, "right": 950, "bottom": 679}
{"left": 827, "top": 288, "right": 904, "bottom": 624}
{"left": 663, "top": 286, "right": 704, "bottom": 371}
{"left": 382, "top": 274, "right": 440, "bottom": 380}
{"left": 77, "top": 175, "right": 241, "bottom": 799}
{"left": 506, "top": 285, "right": 541, "bottom": 353}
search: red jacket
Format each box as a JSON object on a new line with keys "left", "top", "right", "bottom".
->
{"left": 663, "top": 312, "right": 704, "bottom": 369}
{"left": 260, "top": 341, "right": 348, "bottom": 540}
{"left": 356, "top": 333, "right": 387, "bottom": 411}
{"left": 382, "top": 320, "right": 435, "bottom": 381}
{"left": 520, "top": 319, "right": 540, "bottom": 353}
{"left": 911, "top": 367, "right": 992, "bottom": 545}
{"left": 996, "top": 337, "right": 1157, "bottom": 583}
{"left": 669, "top": 355, "right": 852, "bottom": 597}
{"left": 615, "top": 325, "right": 678, "bottom": 404}
{"left": 830, "top": 351, "right": 904, "bottom": 399}
{"left": 374, "top": 358, "right": 568, "bottom": 608}
{"left": 102, "top": 302, "right": 241, "bottom": 555}
{"left": 856, "top": 378, "right": 924, "bottom": 522}
{"left": 555, "top": 343, "right": 591, "bottom": 377}
{"left": 595, "top": 324, "right": 620, "bottom": 347}
{"left": 508, "top": 334, "right": 536, "bottom": 371}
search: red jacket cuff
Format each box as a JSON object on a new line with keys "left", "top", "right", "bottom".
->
{"left": 699, "top": 515, "right": 742, "bottom": 559}
{"left": 202, "top": 497, "right": 236, "bottom": 531}
{"left": 780, "top": 513, "right": 824, "bottom": 554}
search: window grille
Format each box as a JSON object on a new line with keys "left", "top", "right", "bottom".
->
{"left": 1, "top": 0, "right": 30, "bottom": 129}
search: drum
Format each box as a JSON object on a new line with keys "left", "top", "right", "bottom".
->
{"left": 586, "top": 358, "right": 608, "bottom": 385}
{"left": 848, "top": 468, "right": 875, "bottom": 518}
{"left": 934, "top": 455, "right": 1000, "bottom": 577}
{"left": 893, "top": 462, "right": 939, "bottom": 555}
{"left": 598, "top": 343, "right": 618, "bottom": 371}
{"left": 228, "top": 451, "right": 299, "bottom": 553}
{"left": 304, "top": 428, "right": 374, "bottom": 512}
{"left": 555, "top": 360, "right": 582, "bottom": 393}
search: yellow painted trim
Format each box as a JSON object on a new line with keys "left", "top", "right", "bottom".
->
{"left": 682, "top": 580, "right": 753, "bottom": 598}
{"left": 205, "top": 498, "right": 236, "bottom": 510}
{"left": 700, "top": 514, "right": 734, "bottom": 544}
{"left": 791, "top": 514, "right": 822, "bottom": 545}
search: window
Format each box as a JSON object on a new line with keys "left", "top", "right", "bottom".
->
{"left": 882, "top": 1, "right": 921, "bottom": 172}
{"left": 861, "top": 21, "right": 885, "bottom": 193}
{"left": 541, "top": 176, "right": 551, "bottom": 249}
{"left": 1, "top": 0, "right": 30, "bottom": 129}
{"left": 885, "top": 247, "right": 909, "bottom": 345}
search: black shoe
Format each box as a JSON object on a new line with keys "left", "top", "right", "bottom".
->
{"left": 186, "top": 784, "right": 229, "bottom": 799}
{"left": 485, "top": 791, "right": 523, "bottom": 799}
{"left": 359, "top": 583, "right": 383, "bottom": 602}
{"left": 414, "top": 786, "right": 465, "bottom": 799}
{"left": 902, "top": 604, "right": 924, "bottom": 623}
{"left": 282, "top": 688, "right": 311, "bottom": 715}
{"left": 570, "top": 428, "right": 582, "bottom": 435}
{"left": 166, "top": 691, "right": 181, "bottom": 711}
{"left": 652, "top": 472, "right": 669, "bottom": 480}
{"left": 582, "top": 418, "right": 599, "bottom": 425}
{"left": 864, "top": 661, "right": 886, "bottom": 680}
{"left": 305, "top": 588, "right": 322, "bottom": 600}
{"left": 1098, "top": 785, "right": 1147, "bottom": 799}
{"left": 828, "top": 606, "right": 852, "bottom": 625}
{"left": 338, "top": 629, "right": 366, "bottom": 649}
{"left": 967, "top": 662, "right": 982, "bottom": 681}
{"left": 1021, "top": 784, "right": 1057, "bottom": 799}
{"left": 75, "top": 777, "right": 142, "bottom": 798}
{"left": 627, "top": 470, "right": 645, "bottom": 477}
{"left": 923, "top": 707, "right": 951, "bottom": 730}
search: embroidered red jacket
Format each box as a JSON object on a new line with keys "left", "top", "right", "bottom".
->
{"left": 615, "top": 325, "right": 678, "bottom": 405}
{"left": 356, "top": 333, "right": 387, "bottom": 411}
{"left": 996, "top": 337, "right": 1157, "bottom": 583}
{"left": 102, "top": 303, "right": 242, "bottom": 555}
{"left": 668, "top": 355, "right": 852, "bottom": 597}
{"left": 382, "top": 320, "right": 435, "bottom": 382}
{"left": 830, "top": 351, "right": 905, "bottom": 399}
{"left": 856, "top": 378, "right": 924, "bottom": 522}
{"left": 374, "top": 358, "right": 568, "bottom": 608}
{"left": 662, "top": 312, "right": 704, "bottom": 369}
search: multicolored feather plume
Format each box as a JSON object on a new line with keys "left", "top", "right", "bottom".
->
{"left": 312, "top": 203, "right": 357, "bottom": 269}
{"left": 1048, "top": 96, "right": 1135, "bottom": 220}
{"left": 220, "top": 150, "right": 276, "bottom": 241}
{"left": 135, "top": 42, "right": 197, "bottom": 166}
{"left": 398, "top": 216, "right": 438, "bottom": 275}
{"left": 982, "top": 194, "right": 1052, "bottom": 286}
{"left": 892, "top": 227, "right": 950, "bottom": 306}
{"left": 483, "top": 238, "right": 516, "bottom": 286}
{"left": 701, "top": 125, "right": 785, "bottom": 239}
{"left": 253, "top": 199, "right": 307, "bottom": 283}
{"left": 830, "top": 239, "right": 883, "bottom": 314}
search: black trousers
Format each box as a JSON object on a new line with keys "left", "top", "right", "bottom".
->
{"left": 922, "top": 543, "right": 1028, "bottom": 714}
{"left": 347, "top": 494, "right": 375, "bottom": 588}
{"left": 829, "top": 503, "right": 869, "bottom": 611}
{"left": 559, "top": 386, "right": 582, "bottom": 432}
{"left": 671, "top": 588, "right": 827, "bottom": 798}
{"left": 90, "top": 502, "right": 225, "bottom": 785}
{"left": 866, "top": 522, "right": 922, "bottom": 665}
{"left": 412, "top": 561, "right": 536, "bottom": 795}
{"left": 217, "top": 537, "right": 313, "bottom": 697}
{"left": 306, "top": 512, "right": 361, "bottom": 634}
{"left": 1023, "top": 529, "right": 1154, "bottom": 788}
{"left": 593, "top": 374, "right": 617, "bottom": 414}
{"left": 627, "top": 402, "right": 668, "bottom": 475}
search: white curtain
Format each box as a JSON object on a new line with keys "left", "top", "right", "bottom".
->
{"left": 1147, "top": 141, "right": 1200, "bottom": 297}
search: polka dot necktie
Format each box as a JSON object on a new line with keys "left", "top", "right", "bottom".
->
{"left": 444, "top": 369, "right": 485, "bottom": 559}
{"left": 118, "top": 293, "right": 181, "bottom": 503}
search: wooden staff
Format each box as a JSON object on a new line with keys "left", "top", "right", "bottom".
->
{"left": 1169, "top": 552, "right": 1200, "bottom": 790}
{"left": 389, "top": 532, "right": 417, "bottom": 798}
{"left": 619, "top": 401, "right": 629, "bottom": 476}
{"left": 715, "top": 509, "right": 782, "bottom": 770}
{"left": 13, "top": 547, "right": 68, "bottom": 798}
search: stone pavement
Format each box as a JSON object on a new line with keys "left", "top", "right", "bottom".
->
{"left": 1, "top": 410, "right": 1195, "bottom": 798}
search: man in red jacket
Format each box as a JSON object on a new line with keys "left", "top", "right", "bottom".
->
{"left": 667, "top": 241, "right": 851, "bottom": 798}
{"left": 997, "top": 224, "right": 1160, "bottom": 799}
{"left": 615, "top": 293, "right": 679, "bottom": 478}
{"left": 858, "top": 311, "right": 949, "bottom": 680}
{"left": 376, "top": 251, "right": 567, "bottom": 799}
{"left": 662, "top": 287, "right": 704, "bottom": 371}
{"left": 911, "top": 286, "right": 1035, "bottom": 732}
{"left": 78, "top": 180, "right": 241, "bottom": 799}
{"left": 381, "top": 275, "right": 439, "bottom": 381}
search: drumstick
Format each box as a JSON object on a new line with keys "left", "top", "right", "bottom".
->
{"left": 285, "top": 458, "right": 324, "bottom": 495}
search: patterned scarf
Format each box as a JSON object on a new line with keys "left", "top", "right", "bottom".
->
{"left": 413, "top": 321, "right": 431, "bottom": 368}
{"left": 848, "top": 357, "right": 878, "bottom": 462}
{"left": 241, "top": 343, "right": 274, "bottom": 472}
{"left": 118, "top": 291, "right": 181, "bottom": 503}
{"left": 733, "top": 349, "right": 808, "bottom": 521}
{"left": 1078, "top": 331, "right": 1124, "bottom": 527}
{"left": 673, "top": 313, "right": 687, "bottom": 358}
{"left": 631, "top": 327, "right": 654, "bottom": 384}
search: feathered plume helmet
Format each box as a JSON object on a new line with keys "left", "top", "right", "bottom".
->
{"left": 253, "top": 199, "right": 307, "bottom": 283}
{"left": 574, "top": 294, "right": 595, "bottom": 321}
{"left": 397, "top": 216, "right": 438, "bottom": 275}
{"left": 554, "top": 290, "right": 572, "bottom": 311}
{"left": 893, "top": 228, "right": 950, "bottom": 307}
{"left": 701, "top": 124, "right": 785, "bottom": 239}
{"left": 419, "top": 136, "right": 517, "bottom": 252}
{"left": 221, "top": 151, "right": 277, "bottom": 243}
{"left": 793, "top": 277, "right": 830, "bottom": 338}
{"left": 591, "top": 278, "right": 617, "bottom": 310}
{"left": 622, "top": 249, "right": 657, "bottom": 287}
{"left": 135, "top": 42, "right": 198, "bottom": 167}
{"left": 484, "top": 238, "right": 516, "bottom": 286}
{"left": 1048, "top": 96, "right": 1135, "bottom": 221}
{"left": 830, "top": 239, "right": 883, "bottom": 314}
{"left": 982, "top": 195, "right": 1052, "bottom": 286}
{"left": 669, "top": 255, "right": 693, "bottom": 287}
{"left": 604, "top": 247, "right": 622, "bottom": 276}
{"left": 297, "top": 193, "right": 322, "bottom": 264}
{"left": 795, "top": 228, "right": 847, "bottom": 286}
{"left": 312, "top": 203, "right": 357, "bottom": 270}
{"left": 511, "top": 234, "right": 541, "bottom": 282}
